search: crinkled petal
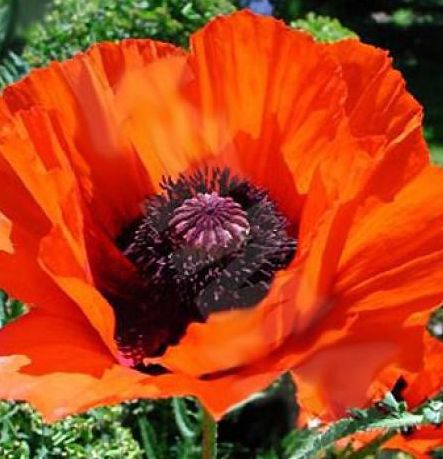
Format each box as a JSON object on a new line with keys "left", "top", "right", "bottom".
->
{"left": 327, "top": 39, "right": 423, "bottom": 143}
{"left": 328, "top": 38, "right": 428, "bottom": 197}
{"left": 0, "top": 108, "right": 116, "bottom": 352}
{"left": 403, "top": 332, "right": 443, "bottom": 408}
{"left": 190, "top": 10, "right": 347, "bottom": 220}
{"left": 157, "top": 124, "right": 426, "bottom": 380}
{"left": 290, "top": 165, "right": 443, "bottom": 420}
{"left": 0, "top": 308, "right": 281, "bottom": 422}
{"left": 0, "top": 40, "right": 184, "bottom": 234}
{"left": 0, "top": 309, "right": 144, "bottom": 421}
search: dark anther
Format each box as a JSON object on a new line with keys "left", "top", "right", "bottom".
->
{"left": 111, "top": 167, "right": 297, "bottom": 368}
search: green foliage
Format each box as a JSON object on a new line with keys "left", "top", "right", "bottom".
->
{"left": 0, "top": 401, "right": 142, "bottom": 458}
{"left": 22, "top": 0, "right": 236, "bottom": 67}
{"left": 0, "top": 291, "right": 27, "bottom": 326}
{"left": 391, "top": 8, "right": 416, "bottom": 27}
{"left": 284, "top": 393, "right": 443, "bottom": 459}
{"left": 0, "top": 396, "right": 247, "bottom": 459}
{"left": 0, "top": 51, "right": 28, "bottom": 87}
{"left": 291, "top": 12, "right": 356, "bottom": 42}
{"left": 0, "top": 0, "right": 26, "bottom": 86}
{"left": 0, "top": 0, "right": 18, "bottom": 51}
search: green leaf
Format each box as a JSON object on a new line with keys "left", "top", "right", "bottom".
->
{"left": 0, "top": 0, "right": 19, "bottom": 55}
{"left": 0, "top": 402, "right": 143, "bottom": 458}
{"left": 0, "top": 291, "right": 27, "bottom": 327}
{"left": 291, "top": 12, "right": 357, "bottom": 42}
{"left": 285, "top": 394, "right": 443, "bottom": 459}
{"left": 423, "top": 401, "right": 443, "bottom": 424}
{"left": 172, "top": 398, "right": 198, "bottom": 440}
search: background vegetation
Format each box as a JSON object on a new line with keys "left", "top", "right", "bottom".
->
{"left": 0, "top": 0, "right": 442, "bottom": 457}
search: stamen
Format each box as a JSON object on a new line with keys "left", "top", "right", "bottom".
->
{"left": 114, "top": 167, "right": 297, "bottom": 367}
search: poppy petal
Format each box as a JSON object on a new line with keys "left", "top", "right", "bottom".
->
{"left": 0, "top": 310, "right": 114, "bottom": 375}
{"left": 0, "top": 39, "right": 185, "bottom": 235}
{"left": 190, "top": 10, "right": 347, "bottom": 219}
{"left": 290, "top": 165, "right": 443, "bottom": 419}
{"left": 291, "top": 308, "right": 426, "bottom": 420}
{"left": 0, "top": 309, "right": 129, "bottom": 421}
{"left": 0, "top": 308, "right": 280, "bottom": 422}
{"left": 114, "top": 51, "right": 215, "bottom": 192}
{"left": 328, "top": 39, "right": 423, "bottom": 145}
{"left": 0, "top": 108, "right": 117, "bottom": 351}
{"left": 153, "top": 134, "right": 431, "bottom": 381}
{"left": 328, "top": 39, "right": 428, "bottom": 194}
{"left": 337, "top": 166, "right": 443, "bottom": 309}
{"left": 0, "top": 354, "right": 158, "bottom": 422}
{"left": 403, "top": 333, "right": 443, "bottom": 408}
{"left": 148, "top": 252, "right": 306, "bottom": 378}
{"left": 119, "top": 368, "right": 283, "bottom": 422}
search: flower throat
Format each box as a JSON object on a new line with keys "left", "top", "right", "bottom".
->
{"left": 113, "top": 167, "right": 296, "bottom": 369}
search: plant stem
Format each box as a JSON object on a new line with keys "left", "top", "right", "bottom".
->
{"left": 288, "top": 413, "right": 426, "bottom": 459}
{"left": 172, "top": 398, "right": 197, "bottom": 440}
{"left": 201, "top": 408, "right": 217, "bottom": 459}
{"left": 137, "top": 417, "right": 158, "bottom": 459}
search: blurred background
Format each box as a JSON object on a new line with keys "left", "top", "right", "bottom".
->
{"left": 0, "top": 1, "right": 442, "bottom": 458}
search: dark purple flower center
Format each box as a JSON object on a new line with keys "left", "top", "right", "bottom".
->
{"left": 112, "top": 168, "right": 296, "bottom": 371}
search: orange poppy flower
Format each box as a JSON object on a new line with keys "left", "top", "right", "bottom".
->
{"left": 1, "top": 10, "right": 443, "bottom": 422}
